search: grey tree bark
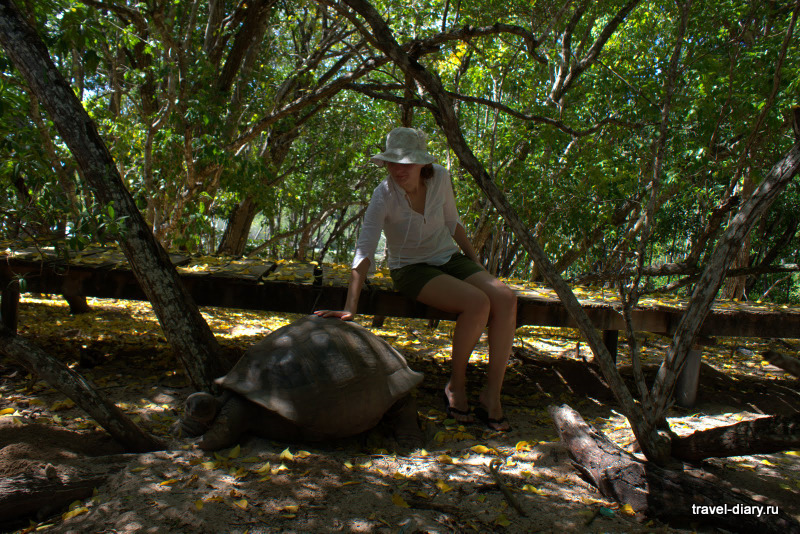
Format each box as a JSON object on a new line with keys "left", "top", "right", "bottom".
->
{"left": 0, "top": 0, "right": 227, "bottom": 389}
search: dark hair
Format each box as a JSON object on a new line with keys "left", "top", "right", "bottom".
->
{"left": 421, "top": 163, "right": 434, "bottom": 181}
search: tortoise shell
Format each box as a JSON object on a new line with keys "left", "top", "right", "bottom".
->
{"left": 215, "top": 314, "right": 423, "bottom": 438}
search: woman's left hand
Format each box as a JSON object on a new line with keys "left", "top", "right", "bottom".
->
{"left": 313, "top": 310, "right": 354, "bottom": 321}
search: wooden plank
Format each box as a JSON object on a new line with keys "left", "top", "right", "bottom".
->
{"left": 3, "top": 256, "right": 800, "bottom": 340}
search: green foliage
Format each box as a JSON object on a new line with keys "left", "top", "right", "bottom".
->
{"left": 3, "top": 0, "right": 800, "bottom": 299}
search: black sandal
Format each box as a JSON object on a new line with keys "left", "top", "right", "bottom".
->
{"left": 443, "top": 392, "right": 474, "bottom": 423}
{"left": 474, "top": 405, "right": 512, "bottom": 432}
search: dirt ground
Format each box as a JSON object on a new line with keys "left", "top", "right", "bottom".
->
{"left": 1, "top": 296, "right": 799, "bottom": 533}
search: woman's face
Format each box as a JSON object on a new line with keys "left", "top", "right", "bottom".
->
{"left": 386, "top": 162, "right": 424, "bottom": 191}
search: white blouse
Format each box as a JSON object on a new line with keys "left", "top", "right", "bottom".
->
{"left": 352, "top": 164, "right": 463, "bottom": 272}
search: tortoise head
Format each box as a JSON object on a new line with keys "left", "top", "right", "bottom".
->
{"left": 180, "top": 392, "right": 221, "bottom": 437}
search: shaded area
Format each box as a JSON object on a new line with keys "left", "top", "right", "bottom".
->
{"left": 0, "top": 296, "right": 798, "bottom": 531}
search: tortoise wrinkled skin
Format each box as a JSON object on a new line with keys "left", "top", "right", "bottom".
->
{"left": 181, "top": 315, "right": 424, "bottom": 451}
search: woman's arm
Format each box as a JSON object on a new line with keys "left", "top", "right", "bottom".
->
{"left": 314, "top": 258, "right": 370, "bottom": 320}
{"left": 453, "top": 223, "right": 484, "bottom": 267}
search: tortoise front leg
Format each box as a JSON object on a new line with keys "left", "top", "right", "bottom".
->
{"left": 384, "top": 394, "right": 424, "bottom": 450}
{"left": 198, "top": 394, "right": 252, "bottom": 451}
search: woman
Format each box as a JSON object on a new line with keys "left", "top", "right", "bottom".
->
{"left": 315, "top": 127, "right": 517, "bottom": 431}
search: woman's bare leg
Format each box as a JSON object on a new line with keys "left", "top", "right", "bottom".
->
{"left": 416, "top": 274, "right": 490, "bottom": 422}
{"left": 464, "top": 271, "right": 517, "bottom": 429}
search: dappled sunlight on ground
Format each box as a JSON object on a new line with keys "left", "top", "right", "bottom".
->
{"left": 1, "top": 295, "right": 798, "bottom": 532}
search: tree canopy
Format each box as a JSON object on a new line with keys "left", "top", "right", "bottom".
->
{"left": 3, "top": 0, "right": 799, "bottom": 301}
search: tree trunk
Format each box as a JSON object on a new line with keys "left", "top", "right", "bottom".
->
{"left": 650, "top": 140, "right": 800, "bottom": 417}
{"left": 0, "top": 0, "right": 227, "bottom": 390}
{"left": 217, "top": 197, "right": 260, "bottom": 256}
{"left": 0, "top": 325, "right": 164, "bottom": 452}
{"left": 549, "top": 404, "right": 800, "bottom": 534}
{"left": 763, "top": 349, "right": 800, "bottom": 378}
{"left": 671, "top": 413, "right": 800, "bottom": 462}
{"left": 64, "top": 294, "right": 91, "bottom": 314}
{"left": 0, "top": 277, "right": 19, "bottom": 332}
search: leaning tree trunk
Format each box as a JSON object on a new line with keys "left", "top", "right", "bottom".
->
{"left": 549, "top": 404, "right": 800, "bottom": 534}
{"left": 0, "top": 0, "right": 227, "bottom": 390}
{"left": 671, "top": 413, "right": 800, "bottom": 462}
{"left": 0, "top": 325, "right": 163, "bottom": 452}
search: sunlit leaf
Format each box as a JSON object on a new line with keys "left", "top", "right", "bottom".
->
{"left": 522, "top": 484, "right": 545, "bottom": 495}
{"left": 620, "top": 504, "right": 636, "bottom": 516}
{"left": 470, "top": 445, "right": 491, "bottom": 454}
{"left": 233, "top": 499, "right": 248, "bottom": 510}
{"left": 255, "top": 462, "right": 271, "bottom": 474}
{"left": 435, "top": 480, "right": 453, "bottom": 492}
{"left": 436, "top": 454, "right": 454, "bottom": 464}
{"left": 280, "top": 448, "right": 294, "bottom": 461}
{"left": 62, "top": 506, "right": 89, "bottom": 520}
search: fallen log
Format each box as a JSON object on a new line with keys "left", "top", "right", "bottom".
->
{"left": 548, "top": 404, "right": 800, "bottom": 534}
{"left": 763, "top": 349, "right": 800, "bottom": 379}
{"left": 671, "top": 413, "right": 800, "bottom": 461}
{"left": 0, "top": 455, "right": 132, "bottom": 525}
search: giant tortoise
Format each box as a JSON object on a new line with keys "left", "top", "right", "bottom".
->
{"left": 180, "top": 315, "right": 424, "bottom": 450}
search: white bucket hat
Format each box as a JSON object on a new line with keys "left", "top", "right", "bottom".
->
{"left": 370, "top": 127, "right": 435, "bottom": 166}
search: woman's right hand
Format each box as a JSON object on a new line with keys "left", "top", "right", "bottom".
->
{"left": 313, "top": 310, "right": 354, "bottom": 321}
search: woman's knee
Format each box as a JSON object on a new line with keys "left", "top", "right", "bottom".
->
{"left": 499, "top": 284, "right": 517, "bottom": 311}
{"left": 485, "top": 281, "right": 517, "bottom": 313}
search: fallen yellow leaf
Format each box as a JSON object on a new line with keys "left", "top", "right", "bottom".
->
{"left": 159, "top": 479, "right": 179, "bottom": 486}
{"left": 436, "top": 454, "right": 454, "bottom": 464}
{"left": 495, "top": 513, "right": 511, "bottom": 527}
{"left": 194, "top": 500, "right": 203, "bottom": 511}
{"left": 62, "top": 506, "right": 89, "bottom": 520}
{"left": 522, "top": 484, "right": 545, "bottom": 495}
{"left": 470, "top": 445, "right": 491, "bottom": 454}
{"left": 435, "top": 480, "right": 453, "bottom": 493}
{"left": 280, "top": 448, "right": 294, "bottom": 461}
{"left": 227, "top": 445, "right": 241, "bottom": 459}
{"left": 620, "top": 503, "right": 636, "bottom": 516}
{"left": 255, "top": 462, "right": 271, "bottom": 474}
{"left": 392, "top": 493, "right": 410, "bottom": 508}
{"left": 233, "top": 499, "right": 248, "bottom": 510}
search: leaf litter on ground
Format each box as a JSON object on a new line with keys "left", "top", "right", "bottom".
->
{"left": 1, "top": 294, "right": 799, "bottom": 532}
